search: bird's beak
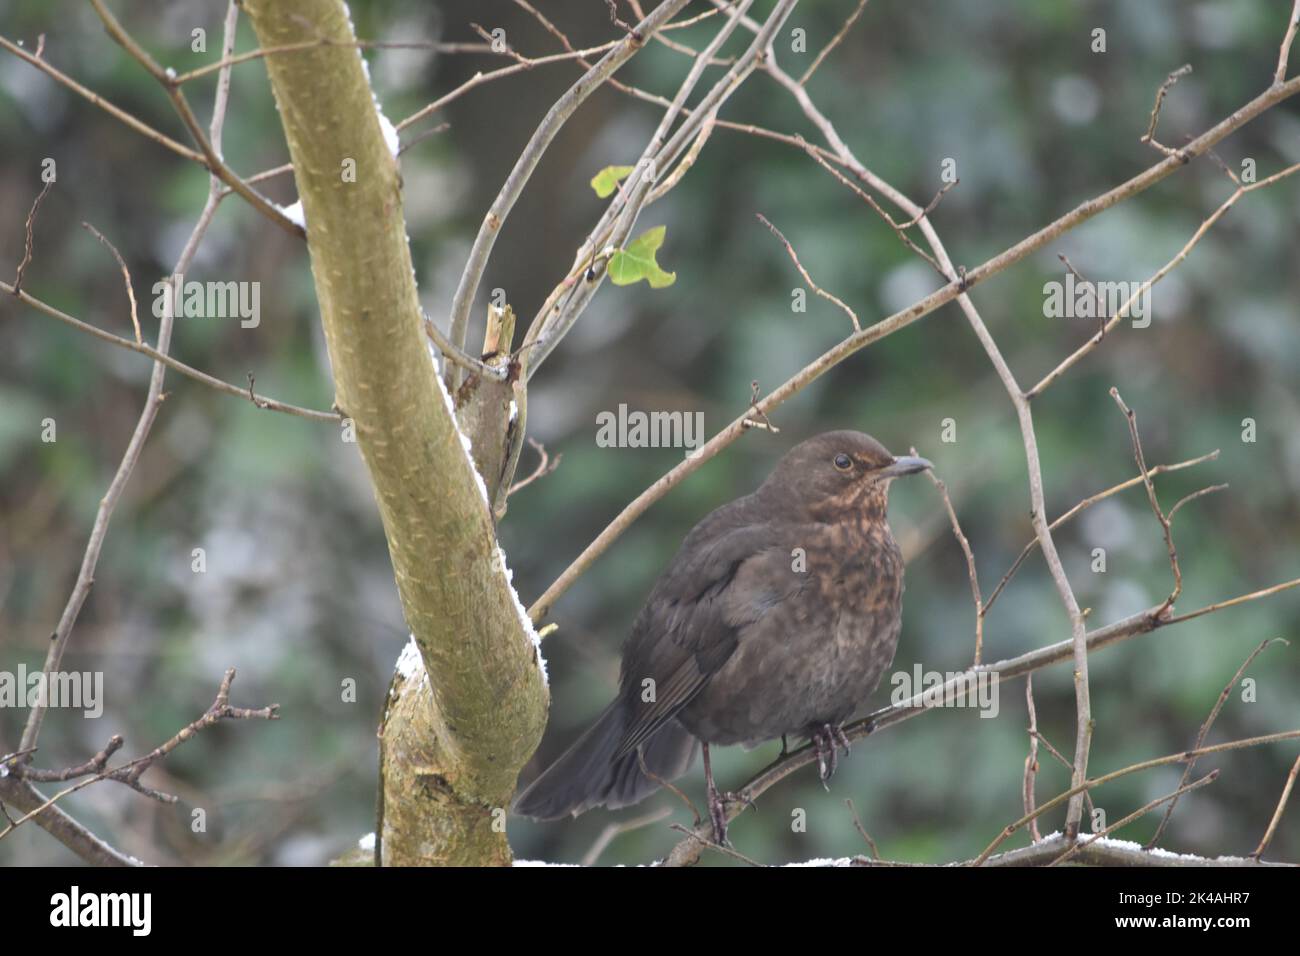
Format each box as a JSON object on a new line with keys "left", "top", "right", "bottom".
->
{"left": 881, "top": 454, "right": 933, "bottom": 478}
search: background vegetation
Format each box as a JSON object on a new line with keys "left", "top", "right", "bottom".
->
{"left": 1, "top": 0, "right": 1297, "bottom": 865}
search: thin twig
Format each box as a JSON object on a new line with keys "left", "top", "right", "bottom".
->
{"left": 443, "top": 0, "right": 694, "bottom": 378}
{"left": 1109, "top": 388, "right": 1182, "bottom": 613}
{"left": 175, "top": 37, "right": 494, "bottom": 85}
{"left": 1253, "top": 753, "right": 1300, "bottom": 859}
{"left": 1147, "top": 638, "right": 1287, "bottom": 846}
{"left": 1140, "top": 64, "right": 1192, "bottom": 149}
{"left": 1057, "top": 253, "right": 1105, "bottom": 337}
{"left": 844, "top": 798, "right": 881, "bottom": 859}
{"left": 396, "top": 121, "right": 450, "bottom": 157}
{"left": 580, "top": 807, "right": 671, "bottom": 866}
{"left": 1048, "top": 771, "right": 1219, "bottom": 867}
{"left": 799, "top": 143, "right": 946, "bottom": 277}
{"left": 423, "top": 312, "right": 507, "bottom": 380}
{"left": 17, "top": 0, "right": 256, "bottom": 766}
{"left": 1027, "top": 160, "right": 1300, "bottom": 398}
{"left": 507, "top": 438, "right": 562, "bottom": 498}
{"left": 10, "top": 178, "right": 52, "bottom": 295}
{"left": 1023, "top": 675, "right": 1041, "bottom": 842}
{"left": 921, "top": 463, "right": 983, "bottom": 662}
{"left": 86, "top": 0, "right": 303, "bottom": 238}
{"left": 80, "top": 223, "right": 141, "bottom": 344}
{"left": 396, "top": 41, "right": 624, "bottom": 136}
{"left": 22, "top": 735, "right": 125, "bottom": 782}
{"left": 799, "top": 0, "right": 870, "bottom": 86}
{"left": 1168, "top": 483, "right": 1228, "bottom": 523}
{"left": 668, "top": 823, "right": 765, "bottom": 866}
{"left": 636, "top": 748, "right": 701, "bottom": 826}
{"left": 973, "top": 734, "right": 1297, "bottom": 866}
{"left": 2, "top": 669, "right": 277, "bottom": 839}
{"left": 659, "top": 575, "right": 1300, "bottom": 865}
{"left": 1276, "top": 0, "right": 1300, "bottom": 85}
{"left": 756, "top": 213, "right": 860, "bottom": 331}
{"left": 984, "top": 451, "right": 1220, "bottom": 615}
{"left": 5, "top": 283, "right": 340, "bottom": 422}
{"left": 0, "top": 33, "right": 203, "bottom": 165}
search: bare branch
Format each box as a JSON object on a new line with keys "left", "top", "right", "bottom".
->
{"left": 3, "top": 669, "right": 278, "bottom": 838}
{"left": 1140, "top": 63, "right": 1192, "bottom": 149}
{"left": 1023, "top": 675, "right": 1042, "bottom": 842}
{"left": 80, "top": 222, "right": 141, "bottom": 344}
{"left": 756, "top": 213, "right": 860, "bottom": 331}
{"left": 845, "top": 798, "right": 881, "bottom": 859}
{"left": 507, "top": 438, "right": 562, "bottom": 499}
{"left": 444, "top": 0, "right": 694, "bottom": 378}
{"left": 1109, "top": 388, "right": 1183, "bottom": 613}
{"left": 799, "top": 0, "right": 870, "bottom": 86}
{"left": 86, "top": 0, "right": 303, "bottom": 238}
{"left": 525, "top": 0, "right": 789, "bottom": 381}
{"left": 797, "top": 142, "right": 947, "bottom": 277}
{"left": 1276, "top": 0, "right": 1300, "bottom": 85}
{"left": 973, "top": 733, "right": 1297, "bottom": 866}
{"left": 176, "top": 37, "right": 494, "bottom": 86}
{"left": 581, "top": 807, "right": 671, "bottom": 866}
{"left": 4, "top": 282, "right": 341, "bottom": 422}
{"left": 1048, "top": 771, "right": 1219, "bottom": 867}
{"left": 423, "top": 311, "right": 508, "bottom": 381}
{"left": 17, "top": 0, "right": 261, "bottom": 765}
{"left": 984, "top": 450, "right": 1220, "bottom": 616}
{"left": 921, "top": 464, "right": 984, "bottom": 662}
{"left": 1148, "top": 638, "right": 1287, "bottom": 847}
{"left": 10, "top": 178, "right": 52, "bottom": 295}
{"left": 1254, "top": 753, "right": 1300, "bottom": 859}
{"left": 660, "top": 579, "right": 1300, "bottom": 865}
{"left": 0, "top": 33, "right": 203, "bottom": 165}
{"left": 1027, "top": 159, "right": 1300, "bottom": 398}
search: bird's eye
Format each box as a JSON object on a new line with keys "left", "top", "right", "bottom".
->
{"left": 833, "top": 453, "right": 853, "bottom": 471}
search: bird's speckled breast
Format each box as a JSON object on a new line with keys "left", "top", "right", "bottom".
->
{"left": 679, "top": 512, "right": 905, "bottom": 747}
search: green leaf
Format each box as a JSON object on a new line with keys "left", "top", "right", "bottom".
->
{"left": 608, "top": 226, "right": 676, "bottom": 289}
{"left": 590, "top": 165, "right": 634, "bottom": 198}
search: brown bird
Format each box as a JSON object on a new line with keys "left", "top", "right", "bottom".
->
{"left": 513, "top": 431, "right": 931, "bottom": 844}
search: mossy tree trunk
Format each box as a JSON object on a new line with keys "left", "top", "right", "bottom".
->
{"left": 244, "top": 0, "right": 548, "bottom": 866}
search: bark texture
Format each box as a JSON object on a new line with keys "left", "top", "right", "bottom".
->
{"left": 244, "top": 0, "right": 548, "bottom": 866}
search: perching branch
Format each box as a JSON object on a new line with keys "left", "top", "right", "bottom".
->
{"left": 659, "top": 577, "right": 1300, "bottom": 866}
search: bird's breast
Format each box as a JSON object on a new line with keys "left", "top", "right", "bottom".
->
{"left": 679, "top": 520, "right": 906, "bottom": 746}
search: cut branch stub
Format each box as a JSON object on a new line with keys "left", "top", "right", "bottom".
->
{"left": 455, "top": 303, "right": 528, "bottom": 521}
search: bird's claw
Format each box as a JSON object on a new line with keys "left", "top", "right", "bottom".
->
{"left": 811, "top": 723, "right": 852, "bottom": 788}
{"left": 704, "top": 786, "right": 754, "bottom": 847}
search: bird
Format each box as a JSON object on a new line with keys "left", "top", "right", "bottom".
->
{"left": 513, "top": 430, "right": 931, "bottom": 845}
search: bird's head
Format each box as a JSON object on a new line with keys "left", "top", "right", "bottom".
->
{"left": 760, "top": 430, "right": 932, "bottom": 522}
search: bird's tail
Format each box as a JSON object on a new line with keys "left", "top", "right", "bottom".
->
{"left": 513, "top": 701, "right": 697, "bottom": 820}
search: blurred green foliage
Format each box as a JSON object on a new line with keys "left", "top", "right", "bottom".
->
{"left": 1, "top": 0, "right": 1297, "bottom": 866}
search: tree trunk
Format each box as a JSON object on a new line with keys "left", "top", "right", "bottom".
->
{"left": 244, "top": 0, "right": 548, "bottom": 866}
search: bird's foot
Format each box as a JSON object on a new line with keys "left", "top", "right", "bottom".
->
{"left": 811, "top": 723, "right": 852, "bottom": 789}
{"left": 832, "top": 724, "right": 853, "bottom": 754}
{"left": 705, "top": 780, "right": 731, "bottom": 847}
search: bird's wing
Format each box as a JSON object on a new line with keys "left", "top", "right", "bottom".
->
{"left": 612, "top": 512, "right": 803, "bottom": 759}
